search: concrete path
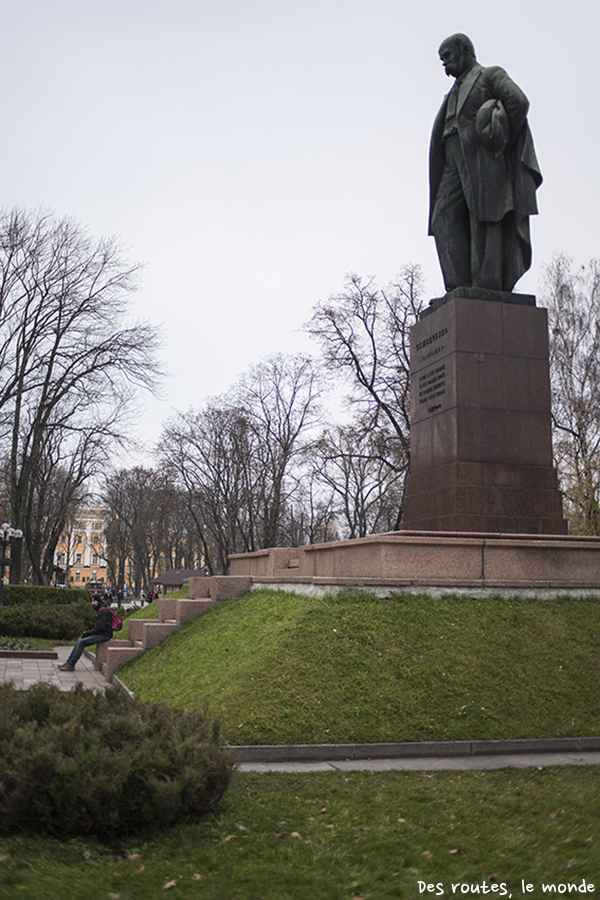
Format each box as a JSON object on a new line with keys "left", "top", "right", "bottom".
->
{"left": 238, "top": 751, "right": 600, "bottom": 773}
{"left": 0, "top": 646, "right": 110, "bottom": 693}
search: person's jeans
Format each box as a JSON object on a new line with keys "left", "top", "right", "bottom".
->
{"left": 66, "top": 633, "right": 111, "bottom": 667}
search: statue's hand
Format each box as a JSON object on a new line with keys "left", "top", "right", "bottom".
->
{"left": 476, "top": 99, "right": 509, "bottom": 157}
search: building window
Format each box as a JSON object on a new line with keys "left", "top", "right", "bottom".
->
{"left": 75, "top": 553, "right": 82, "bottom": 565}
{"left": 92, "top": 554, "right": 99, "bottom": 565}
{"left": 92, "top": 535, "right": 99, "bottom": 545}
{"left": 57, "top": 552, "right": 66, "bottom": 565}
{"left": 76, "top": 535, "right": 82, "bottom": 545}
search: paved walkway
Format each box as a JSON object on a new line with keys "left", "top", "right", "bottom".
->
{"left": 0, "top": 647, "right": 110, "bottom": 693}
{"left": 238, "top": 750, "right": 600, "bottom": 773}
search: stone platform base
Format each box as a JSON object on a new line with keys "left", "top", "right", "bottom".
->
{"left": 229, "top": 531, "right": 600, "bottom": 599}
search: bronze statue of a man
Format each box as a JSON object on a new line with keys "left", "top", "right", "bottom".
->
{"left": 429, "top": 34, "right": 542, "bottom": 293}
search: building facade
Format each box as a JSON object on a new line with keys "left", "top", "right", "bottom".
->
{"left": 55, "top": 504, "right": 109, "bottom": 589}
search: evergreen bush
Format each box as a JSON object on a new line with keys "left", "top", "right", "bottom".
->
{"left": 2, "top": 585, "right": 90, "bottom": 606}
{"left": 0, "top": 601, "right": 94, "bottom": 639}
{"left": 0, "top": 682, "right": 234, "bottom": 840}
{"left": 0, "top": 586, "right": 95, "bottom": 639}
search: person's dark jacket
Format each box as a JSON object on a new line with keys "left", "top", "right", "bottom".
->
{"left": 82, "top": 601, "right": 113, "bottom": 639}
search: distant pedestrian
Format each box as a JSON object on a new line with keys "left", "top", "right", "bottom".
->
{"left": 58, "top": 594, "right": 113, "bottom": 672}
{"left": 117, "top": 589, "right": 123, "bottom": 608}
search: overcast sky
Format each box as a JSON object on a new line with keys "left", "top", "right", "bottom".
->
{"left": 2, "top": 0, "right": 598, "bottom": 460}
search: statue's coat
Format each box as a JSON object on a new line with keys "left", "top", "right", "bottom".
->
{"left": 429, "top": 63, "right": 542, "bottom": 288}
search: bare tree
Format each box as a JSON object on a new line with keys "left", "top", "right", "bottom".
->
{"left": 543, "top": 253, "right": 600, "bottom": 534}
{"left": 159, "top": 405, "right": 254, "bottom": 574}
{"left": 0, "top": 208, "right": 163, "bottom": 580}
{"left": 284, "top": 477, "right": 339, "bottom": 547}
{"left": 306, "top": 263, "right": 426, "bottom": 524}
{"left": 23, "top": 432, "right": 95, "bottom": 585}
{"left": 310, "top": 419, "right": 406, "bottom": 538}
{"left": 159, "top": 353, "right": 323, "bottom": 571}
{"left": 233, "top": 353, "right": 323, "bottom": 548}
{"left": 103, "top": 468, "right": 200, "bottom": 595}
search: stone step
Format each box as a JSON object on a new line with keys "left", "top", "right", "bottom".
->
{"left": 174, "top": 598, "right": 217, "bottom": 625}
{"left": 158, "top": 597, "right": 178, "bottom": 621}
{"left": 100, "top": 644, "right": 145, "bottom": 680}
{"left": 140, "top": 621, "right": 179, "bottom": 649}
{"left": 96, "top": 639, "right": 131, "bottom": 672}
{"left": 128, "top": 619, "right": 156, "bottom": 643}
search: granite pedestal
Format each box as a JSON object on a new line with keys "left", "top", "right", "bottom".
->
{"left": 401, "top": 292, "right": 567, "bottom": 534}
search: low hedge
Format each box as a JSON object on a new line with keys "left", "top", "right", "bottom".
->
{"left": 1, "top": 585, "right": 90, "bottom": 606}
{"left": 0, "top": 682, "right": 234, "bottom": 840}
{"left": 0, "top": 602, "right": 94, "bottom": 640}
{"left": 0, "top": 585, "right": 95, "bottom": 640}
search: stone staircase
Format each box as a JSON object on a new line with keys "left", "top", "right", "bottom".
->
{"left": 94, "top": 576, "right": 252, "bottom": 682}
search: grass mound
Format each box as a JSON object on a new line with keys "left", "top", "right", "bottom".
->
{"left": 0, "top": 682, "right": 233, "bottom": 840}
{"left": 118, "top": 589, "right": 600, "bottom": 746}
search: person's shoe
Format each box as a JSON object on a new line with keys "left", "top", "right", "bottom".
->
{"left": 58, "top": 663, "right": 75, "bottom": 671}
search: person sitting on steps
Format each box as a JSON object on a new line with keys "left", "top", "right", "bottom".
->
{"left": 58, "top": 592, "right": 114, "bottom": 671}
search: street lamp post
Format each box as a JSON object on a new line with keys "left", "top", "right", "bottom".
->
{"left": 0, "top": 524, "right": 24, "bottom": 607}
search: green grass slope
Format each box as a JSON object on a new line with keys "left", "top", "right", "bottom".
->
{"left": 118, "top": 589, "right": 600, "bottom": 746}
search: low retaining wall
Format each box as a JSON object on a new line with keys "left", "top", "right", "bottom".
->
{"left": 228, "top": 531, "right": 600, "bottom": 598}
{"left": 230, "top": 736, "right": 600, "bottom": 763}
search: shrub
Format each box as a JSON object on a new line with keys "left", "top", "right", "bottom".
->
{"left": 0, "top": 601, "right": 94, "bottom": 640}
{"left": 0, "top": 682, "right": 234, "bottom": 840}
{"left": 2, "top": 585, "right": 90, "bottom": 606}
{"left": 0, "top": 585, "right": 95, "bottom": 639}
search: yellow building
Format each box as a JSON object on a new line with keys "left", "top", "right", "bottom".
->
{"left": 55, "top": 505, "right": 109, "bottom": 589}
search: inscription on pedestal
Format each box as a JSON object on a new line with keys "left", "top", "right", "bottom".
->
{"left": 416, "top": 327, "right": 448, "bottom": 364}
{"left": 418, "top": 363, "right": 447, "bottom": 415}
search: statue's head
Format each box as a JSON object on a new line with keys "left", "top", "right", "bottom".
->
{"left": 438, "top": 33, "right": 477, "bottom": 78}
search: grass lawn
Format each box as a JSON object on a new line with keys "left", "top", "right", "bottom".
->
{"left": 0, "top": 636, "right": 70, "bottom": 651}
{"left": 1, "top": 588, "right": 598, "bottom": 898}
{"left": 117, "top": 589, "right": 600, "bottom": 746}
{"left": 0, "top": 766, "right": 597, "bottom": 899}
